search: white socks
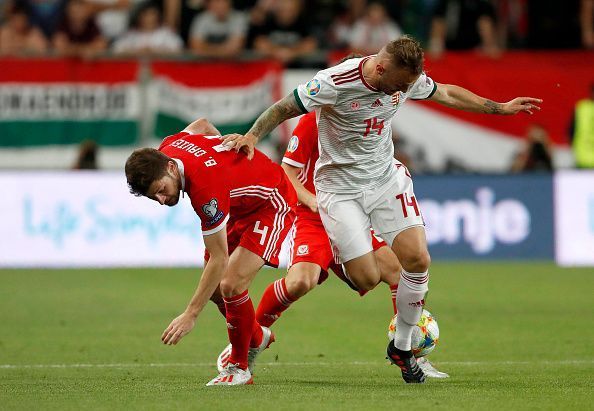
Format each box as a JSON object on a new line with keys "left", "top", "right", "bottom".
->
{"left": 393, "top": 269, "right": 429, "bottom": 351}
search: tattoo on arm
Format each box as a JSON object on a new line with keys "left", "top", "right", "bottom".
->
{"left": 248, "top": 94, "right": 302, "bottom": 141}
{"left": 484, "top": 100, "right": 504, "bottom": 114}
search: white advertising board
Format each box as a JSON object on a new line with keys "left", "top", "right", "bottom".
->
{"left": 554, "top": 170, "right": 594, "bottom": 266}
{"left": 0, "top": 172, "right": 206, "bottom": 267}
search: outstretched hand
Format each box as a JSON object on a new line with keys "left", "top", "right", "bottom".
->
{"left": 220, "top": 133, "right": 257, "bottom": 160}
{"left": 161, "top": 312, "right": 196, "bottom": 345}
{"left": 502, "top": 97, "right": 543, "bottom": 115}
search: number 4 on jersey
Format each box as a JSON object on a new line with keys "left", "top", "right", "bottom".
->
{"left": 363, "top": 117, "right": 384, "bottom": 137}
{"left": 396, "top": 193, "right": 420, "bottom": 218}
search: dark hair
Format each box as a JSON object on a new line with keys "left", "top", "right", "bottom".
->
{"left": 385, "top": 35, "right": 424, "bottom": 75}
{"left": 129, "top": 0, "right": 162, "bottom": 30}
{"left": 125, "top": 148, "right": 170, "bottom": 196}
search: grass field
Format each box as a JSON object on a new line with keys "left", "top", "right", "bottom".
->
{"left": 1, "top": 262, "right": 593, "bottom": 410}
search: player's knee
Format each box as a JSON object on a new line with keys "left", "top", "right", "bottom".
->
{"left": 219, "top": 278, "right": 243, "bottom": 298}
{"left": 355, "top": 274, "right": 380, "bottom": 292}
{"left": 401, "top": 250, "right": 431, "bottom": 273}
{"left": 288, "top": 276, "right": 317, "bottom": 298}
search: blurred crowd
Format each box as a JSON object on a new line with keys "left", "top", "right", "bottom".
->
{"left": 0, "top": 0, "right": 593, "bottom": 65}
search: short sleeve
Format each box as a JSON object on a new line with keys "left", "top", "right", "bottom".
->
{"left": 230, "top": 12, "right": 248, "bottom": 36}
{"left": 282, "top": 112, "right": 317, "bottom": 168}
{"left": 294, "top": 72, "right": 337, "bottom": 113}
{"left": 190, "top": 184, "right": 230, "bottom": 236}
{"left": 408, "top": 72, "right": 437, "bottom": 100}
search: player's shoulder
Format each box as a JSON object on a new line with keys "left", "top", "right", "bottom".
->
{"left": 318, "top": 57, "right": 364, "bottom": 83}
{"left": 158, "top": 131, "right": 190, "bottom": 150}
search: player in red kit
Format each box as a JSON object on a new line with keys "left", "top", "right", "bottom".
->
{"left": 125, "top": 118, "right": 297, "bottom": 386}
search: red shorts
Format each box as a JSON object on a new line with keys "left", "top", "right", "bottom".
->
{"left": 206, "top": 180, "right": 296, "bottom": 268}
{"left": 288, "top": 215, "right": 387, "bottom": 285}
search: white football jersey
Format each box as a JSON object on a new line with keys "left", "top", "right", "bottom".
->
{"left": 294, "top": 56, "right": 436, "bottom": 193}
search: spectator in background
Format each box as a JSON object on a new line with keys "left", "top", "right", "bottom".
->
{"left": 328, "top": 0, "right": 366, "bottom": 49}
{"left": 570, "top": 83, "right": 594, "bottom": 169}
{"left": 52, "top": 0, "right": 107, "bottom": 57}
{"left": 511, "top": 124, "right": 554, "bottom": 173}
{"left": 189, "top": 0, "right": 247, "bottom": 58}
{"left": 348, "top": 1, "right": 402, "bottom": 55}
{"left": 84, "top": 0, "right": 143, "bottom": 42}
{"left": 0, "top": 2, "right": 48, "bottom": 54}
{"left": 428, "top": 0, "right": 499, "bottom": 58}
{"left": 525, "top": 0, "right": 582, "bottom": 49}
{"left": 72, "top": 139, "right": 99, "bottom": 170}
{"left": 251, "top": 0, "right": 316, "bottom": 66}
{"left": 20, "top": 0, "right": 66, "bottom": 38}
{"left": 113, "top": 1, "right": 182, "bottom": 55}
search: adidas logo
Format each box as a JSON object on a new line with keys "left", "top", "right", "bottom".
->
{"left": 371, "top": 99, "right": 383, "bottom": 108}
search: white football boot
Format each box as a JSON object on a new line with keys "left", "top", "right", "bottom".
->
{"left": 206, "top": 363, "right": 253, "bottom": 386}
{"left": 416, "top": 357, "right": 450, "bottom": 378}
{"left": 217, "top": 326, "right": 275, "bottom": 373}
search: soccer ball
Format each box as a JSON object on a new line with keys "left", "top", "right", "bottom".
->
{"left": 388, "top": 309, "right": 439, "bottom": 357}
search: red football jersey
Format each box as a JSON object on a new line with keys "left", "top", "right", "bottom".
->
{"left": 159, "top": 132, "right": 296, "bottom": 235}
{"left": 282, "top": 112, "right": 318, "bottom": 220}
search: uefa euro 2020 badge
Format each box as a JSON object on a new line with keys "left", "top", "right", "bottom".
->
{"left": 287, "top": 136, "right": 299, "bottom": 153}
{"left": 305, "top": 79, "right": 321, "bottom": 96}
{"left": 202, "top": 198, "right": 224, "bottom": 226}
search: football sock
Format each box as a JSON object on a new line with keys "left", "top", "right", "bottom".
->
{"left": 249, "top": 321, "right": 264, "bottom": 349}
{"left": 394, "top": 270, "right": 429, "bottom": 351}
{"left": 390, "top": 283, "right": 398, "bottom": 315}
{"left": 255, "top": 278, "right": 296, "bottom": 328}
{"left": 224, "top": 290, "right": 256, "bottom": 370}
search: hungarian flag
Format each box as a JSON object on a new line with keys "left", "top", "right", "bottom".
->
{"left": 150, "top": 60, "right": 283, "bottom": 138}
{"left": 0, "top": 58, "right": 141, "bottom": 146}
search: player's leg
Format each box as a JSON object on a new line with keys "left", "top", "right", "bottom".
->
{"left": 207, "top": 246, "right": 265, "bottom": 386}
{"left": 370, "top": 166, "right": 428, "bottom": 383}
{"left": 317, "top": 190, "right": 381, "bottom": 291}
{"left": 391, "top": 225, "right": 431, "bottom": 350}
{"left": 219, "top": 247, "right": 265, "bottom": 369}
{"left": 256, "top": 262, "right": 322, "bottom": 327}
{"left": 373, "top": 244, "right": 401, "bottom": 315}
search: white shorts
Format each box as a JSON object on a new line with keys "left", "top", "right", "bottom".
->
{"left": 317, "top": 164, "right": 424, "bottom": 263}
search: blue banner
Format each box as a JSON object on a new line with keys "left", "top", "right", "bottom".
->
{"left": 414, "top": 174, "right": 554, "bottom": 260}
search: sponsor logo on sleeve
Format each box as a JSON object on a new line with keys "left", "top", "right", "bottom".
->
{"left": 202, "top": 198, "right": 224, "bottom": 226}
{"left": 305, "top": 79, "right": 321, "bottom": 96}
{"left": 288, "top": 136, "right": 299, "bottom": 153}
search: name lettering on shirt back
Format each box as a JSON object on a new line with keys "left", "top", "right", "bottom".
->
{"left": 170, "top": 138, "right": 220, "bottom": 167}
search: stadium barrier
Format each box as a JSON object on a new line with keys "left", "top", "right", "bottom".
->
{"left": 2, "top": 171, "right": 591, "bottom": 268}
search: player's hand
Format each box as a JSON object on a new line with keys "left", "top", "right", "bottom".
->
{"left": 221, "top": 133, "right": 257, "bottom": 160}
{"left": 161, "top": 312, "right": 196, "bottom": 345}
{"left": 502, "top": 97, "right": 543, "bottom": 115}
{"left": 304, "top": 195, "right": 318, "bottom": 213}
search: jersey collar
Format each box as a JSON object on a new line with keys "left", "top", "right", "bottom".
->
{"left": 359, "top": 56, "right": 380, "bottom": 92}
{"left": 173, "top": 158, "right": 186, "bottom": 196}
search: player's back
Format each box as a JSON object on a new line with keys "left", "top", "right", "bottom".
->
{"left": 159, "top": 131, "right": 288, "bottom": 217}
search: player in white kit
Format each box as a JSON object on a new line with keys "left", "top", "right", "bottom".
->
{"left": 222, "top": 35, "right": 542, "bottom": 383}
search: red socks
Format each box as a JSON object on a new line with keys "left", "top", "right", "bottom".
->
{"left": 390, "top": 284, "right": 398, "bottom": 315}
{"left": 224, "top": 290, "right": 256, "bottom": 370}
{"left": 255, "top": 278, "right": 296, "bottom": 328}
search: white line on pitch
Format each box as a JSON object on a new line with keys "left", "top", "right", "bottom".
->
{"left": 1, "top": 360, "right": 593, "bottom": 370}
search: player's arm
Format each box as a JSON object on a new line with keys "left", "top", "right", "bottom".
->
{"left": 221, "top": 93, "right": 304, "bottom": 159}
{"left": 281, "top": 162, "right": 317, "bottom": 213}
{"left": 429, "top": 83, "right": 542, "bottom": 115}
{"left": 161, "top": 227, "right": 228, "bottom": 345}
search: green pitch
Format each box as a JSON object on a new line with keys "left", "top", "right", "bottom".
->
{"left": 1, "top": 263, "right": 593, "bottom": 410}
